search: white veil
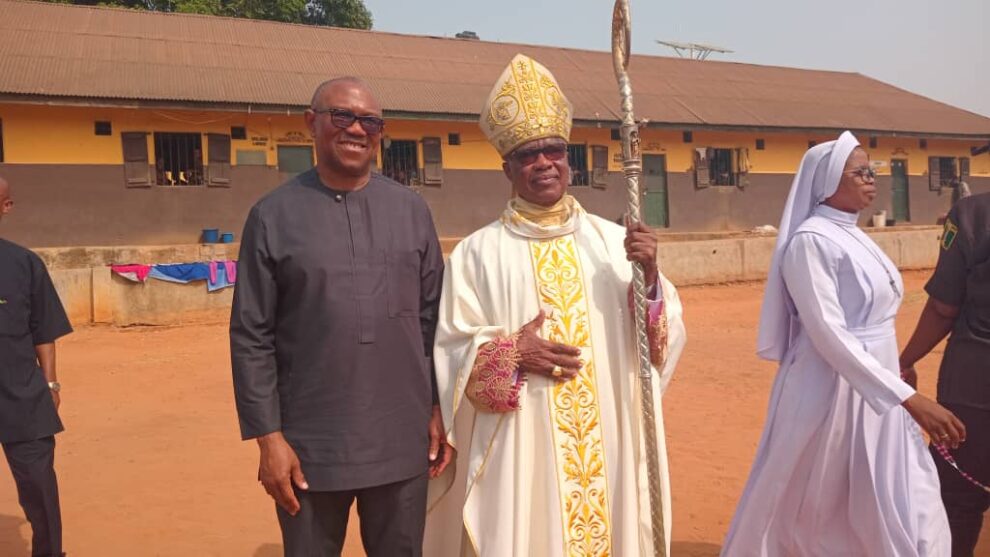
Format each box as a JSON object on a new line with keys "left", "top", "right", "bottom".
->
{"left": 756, "top": 131, "right": 861, "bottom": 361}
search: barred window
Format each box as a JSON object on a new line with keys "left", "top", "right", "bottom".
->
{"left": 710, "top": 148, "right": 735, "bottom": 186}
{"left": 928, "top": 156, "right": 969, "bottom": 190}
{"left": 154, "top": 132, "right": 204, "bottom": 186}
{"left": 382, "top": 139, "right": 418, "bottom": 186}
{"left": 568, "top": 144, "right": 589, "bottom": 186}
{"left": 938, "top": 157, "right": 957, "bottom": 182}
{"left": 694, "top": 147, "right": 750, "bottom": 188}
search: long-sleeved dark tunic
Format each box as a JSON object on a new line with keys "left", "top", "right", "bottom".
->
{"left": 230, "top": 170, "right": 443, "bottom": 490}
{"left": 0, "top": 239, "right": 72, "bottom": 443}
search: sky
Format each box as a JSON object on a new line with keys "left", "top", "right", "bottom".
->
{"left": 364, "top": 0, "right": 990, "bottom": 119}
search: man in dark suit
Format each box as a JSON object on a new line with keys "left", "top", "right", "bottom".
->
{"left": 0, "top": 175, "right": 72, "bottom": 557}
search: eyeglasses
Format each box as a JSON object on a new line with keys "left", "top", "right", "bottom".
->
{"left": 311, "top": 108, "right": 385, "bottom": 135}
{"left": 510, "top": 143, "right": 569, "bottom": 166}
{"left": 845, "top": 166, "right": 877, "bottom": 180}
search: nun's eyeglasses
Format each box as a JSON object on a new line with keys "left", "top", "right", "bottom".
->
{"left": 845, "top": 166, "right": 877, "bottom": 180}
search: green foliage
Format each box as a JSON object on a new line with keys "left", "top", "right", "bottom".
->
{"left": 37, "top": 0, "right": 372, "bottom": 29}
{"left": 173, "top": 0, "right": 222, "bottom": 15}
{"left": 227, "top": 0, "right": 309, "bottom": 23}
{"left": 304, "top": 0, "right": 372, "bottom": 29}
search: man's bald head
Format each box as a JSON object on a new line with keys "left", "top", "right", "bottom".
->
{"left": 310, "top": 76, "right": 375, "bottom": 110}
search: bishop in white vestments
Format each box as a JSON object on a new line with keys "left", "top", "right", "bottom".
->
{"left": 423, "top": 54, "right": 687, "bottom": 556}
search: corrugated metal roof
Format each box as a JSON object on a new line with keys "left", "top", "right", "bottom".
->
{"left": 1, "top": 0, "right": 989, "bottom": 137}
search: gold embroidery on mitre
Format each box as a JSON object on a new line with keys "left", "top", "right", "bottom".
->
{"left": 480, "top": 54, "right": 574, "bottom": 157}
{"left": 529, "top": 236, "right": 612, "bottom": 556}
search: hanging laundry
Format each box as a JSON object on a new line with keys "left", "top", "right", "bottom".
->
{"left": 148, "top": 263, "right": 210, "bottom": 284}
{"left": 110, "top": 264, "right": 152, "bottom": 283}
{"left": 207, "top": 260, "right": 238, "bottom": 292}
{"left": 208, "top": 260, "right": 237, "bottom": 286}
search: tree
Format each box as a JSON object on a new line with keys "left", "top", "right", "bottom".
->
{"left": 304, "top": 0, "right": 372, "bottom": 29}
{"left": 38, "top": 0, "right": 373, "bottom": 29}
{"left": 239, "top": 0, "right": 310, "bottom": 22}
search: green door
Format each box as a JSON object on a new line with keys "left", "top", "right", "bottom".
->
{"left": 891, "top": 159, "right": 910, "bottom": 222}
{"left": 643, "top": 154, "right": 669, "bottom": 228}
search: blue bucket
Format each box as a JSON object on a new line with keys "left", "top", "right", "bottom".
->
{"left": 220, "top": 232, "right": 235, "bottom": 243}
{"left": 202, "top": 228, "right": 220, "bottom": 243}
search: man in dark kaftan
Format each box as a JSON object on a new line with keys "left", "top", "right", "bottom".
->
{"left": 230, "top": 77, "right": 449, "bottom": 557}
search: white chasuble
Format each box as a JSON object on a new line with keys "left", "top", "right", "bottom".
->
{"left": 425, "top": 197, "right": 686, "bottom": 557}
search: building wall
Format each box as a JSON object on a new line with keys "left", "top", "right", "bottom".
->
{"left": 0, "top": 104, "right": 315, "bottom": 166}
{"left": 0, "top": 103, "right": 987, "bottom": 246}
{"left": 0, "top": 164, "right": 284, "bottom": 246}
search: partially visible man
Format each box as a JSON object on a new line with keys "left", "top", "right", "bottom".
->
{"left": 901, "top": 191, "right": 990, "bottom": 557}
{"left": 424, "top": 55, "right": 686, "bottom": 556}
{"left": 0, "top": 175, "right": 71, "bottom": 557}
{"left": 230, "top": 77, "right": 448, "bottom": 557}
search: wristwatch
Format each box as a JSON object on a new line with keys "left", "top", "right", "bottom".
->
{"left": 47, "top": 381, "right": 61, "bottom": 392}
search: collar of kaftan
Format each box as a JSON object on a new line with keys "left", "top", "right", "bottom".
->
{"left": 500, "top": 194, "right": 583, "bottom": 238}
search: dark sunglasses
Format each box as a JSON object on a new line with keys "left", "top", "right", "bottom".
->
{"left": 510, "top": 143, "right": 568, "bottom": 166}
{"left": 311, "top": 108, "right": 385, "bottom": 135}
{"left": 845, "top": 166, "right": 877, "bottom": 180}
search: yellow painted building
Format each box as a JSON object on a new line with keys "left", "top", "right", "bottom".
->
{"left": 4, "top": 104, "right": 985, "bottom": 178}
{"left": 0, "top": 0, "right": 988, "bottom": 246}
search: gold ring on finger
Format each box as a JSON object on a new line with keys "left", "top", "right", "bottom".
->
{"left": 552, "top": 366, "right": 563, "bottom": 378}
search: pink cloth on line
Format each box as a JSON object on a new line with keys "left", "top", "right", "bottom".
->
{"left": 208, "top": 261, "right": 238, "bottom": 285}
{"left": 111, "top": 264, "right": 152, "bottom": 283}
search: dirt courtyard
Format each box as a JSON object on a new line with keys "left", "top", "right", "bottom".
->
{"left": 1, "top": 271, "right": 987, "bottom": 556}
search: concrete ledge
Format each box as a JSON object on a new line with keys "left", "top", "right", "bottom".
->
{"left": 36, "top": 243, "right": 239, "bottom": 271}
{"left": 656, "top": 226, "right": 941, "bottom": 286}
{"left": 104, "top": 272, "right": 233, "bottom": 326}
{"left": 46, "top": 244, "right": 239, "bottom": 327}
{"left": 50, "top": 268, "right": 94, "bottom": 325}
{"left": 658, "top": 239, "right": 745, "bottom": 285}
{"left": 889, "top": 228, "right": 943, "bottom": 269}
{"left": 44, "top": 227, "right": 943, "bottom": 326}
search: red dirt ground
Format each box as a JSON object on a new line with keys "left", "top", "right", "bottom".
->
{"left": 1, "top": 271, "right": 986, "bottom": 556}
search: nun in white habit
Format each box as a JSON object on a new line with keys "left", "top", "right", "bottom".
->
{"left": 721, "top": 131, "right": 965, "bottom": 556}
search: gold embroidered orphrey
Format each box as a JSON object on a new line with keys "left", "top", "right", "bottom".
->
{"left": 530, "top": 235, "right": 612, "bottom": 556}
{"left": 480, "top": 54, "right": 574, "bottom": 157}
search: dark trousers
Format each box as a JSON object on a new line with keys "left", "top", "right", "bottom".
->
{"left": 932, "top": 403, "right": 990, "bottom": 557}
{"left": 1, "top": 436, "right": 62, "bottom": 557}
{"left": 276, "top": 472, "right": 428, "bottom": 557}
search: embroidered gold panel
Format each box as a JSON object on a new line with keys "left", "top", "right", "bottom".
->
{"left": 529, "top": 235, "right": 612, "bottom": 556}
